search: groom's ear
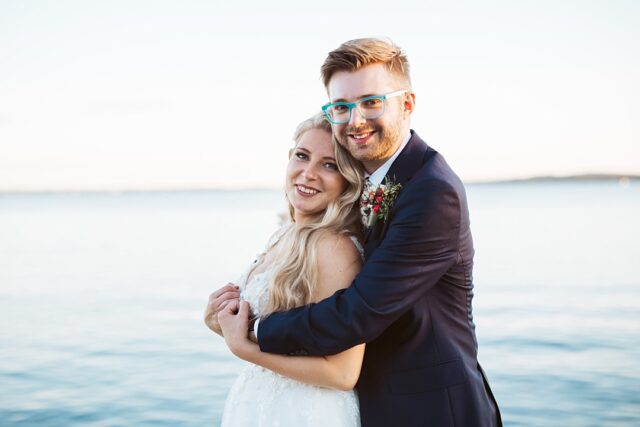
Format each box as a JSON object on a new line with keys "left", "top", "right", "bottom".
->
{"left": 402, "top": 91, "right": 416, "bottom": 118}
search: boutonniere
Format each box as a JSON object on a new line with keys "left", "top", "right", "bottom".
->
{"left": 360, "top": 178, "right": 402, "bottom": 228}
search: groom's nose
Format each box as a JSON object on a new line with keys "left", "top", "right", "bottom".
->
{"left": 348, "top": 107, "right": 366, "bottom": 127}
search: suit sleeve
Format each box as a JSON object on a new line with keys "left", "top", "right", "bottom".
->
{"left": 258, "top": 178, "right": 461, "bottom": 355}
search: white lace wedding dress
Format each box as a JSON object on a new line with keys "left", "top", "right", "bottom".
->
{"left": 220, "top": 229, "right": 362, "bottom": 427}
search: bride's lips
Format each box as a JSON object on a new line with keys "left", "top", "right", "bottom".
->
{"left": 295, "top": 184, "right": 320, "bottom": 197}
{"left": 348, "top": 130, "right": 376, "bottom": 145}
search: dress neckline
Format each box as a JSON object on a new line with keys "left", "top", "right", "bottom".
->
{"left": 243, "top": 224, "right": 291, "bottom": 289}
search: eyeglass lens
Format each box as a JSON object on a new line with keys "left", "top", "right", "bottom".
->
{"left": 328, "top": 97, "right": 385, "bottom": 124}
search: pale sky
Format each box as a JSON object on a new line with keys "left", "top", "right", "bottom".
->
{"left": 1, "top": 0, "right": 638, "bottom": 191}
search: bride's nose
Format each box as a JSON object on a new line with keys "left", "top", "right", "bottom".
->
{"left": 301, "top": 164, "right": 318, "bottom": 181}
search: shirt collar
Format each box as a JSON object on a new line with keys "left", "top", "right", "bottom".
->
{"left": 364, "top": 132, "right": 412, "bottom": 186}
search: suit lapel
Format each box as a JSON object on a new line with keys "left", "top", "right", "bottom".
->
{"left": 363, "top": 131, "right": 429, "bottom": 258}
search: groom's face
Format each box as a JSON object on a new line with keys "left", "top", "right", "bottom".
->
{"left": 327, "top": 63, "right": 413, "bottom": 173}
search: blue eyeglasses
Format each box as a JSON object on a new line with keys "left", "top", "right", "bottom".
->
{"left": 321, "top": 90, "right": 408, "bottom": 125}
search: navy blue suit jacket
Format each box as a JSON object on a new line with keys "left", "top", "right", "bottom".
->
{"left": 258, "top": 132, "right": 501, "bottom": 427}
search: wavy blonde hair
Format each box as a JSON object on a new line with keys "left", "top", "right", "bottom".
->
{"left": 262, "top": 113, "right": 364, "bottom": 316}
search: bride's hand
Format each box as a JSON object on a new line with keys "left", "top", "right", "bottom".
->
{"left": 204, "top": 283, "right": 241, "bottom": 335}
{"left": 218, "top": 300, "right": 254, "bottom": 358}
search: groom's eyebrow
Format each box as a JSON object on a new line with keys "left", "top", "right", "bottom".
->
{"left": 332, "top": 93, "right": 377, "bottom": 102}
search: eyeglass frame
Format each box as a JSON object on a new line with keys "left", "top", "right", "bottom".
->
{"left": 321, "top": 90, "right": 409, "bottom": 125}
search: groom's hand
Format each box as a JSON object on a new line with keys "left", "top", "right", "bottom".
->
{"left": 204, "top": 283, "right": 240, "bottom": 336}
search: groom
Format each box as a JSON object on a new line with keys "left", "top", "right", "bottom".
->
{"left": 258, "top": 38, "right": 500, "bottom": 427}
{"left": 214, "top": 38, "right": 501, "bottom": 426}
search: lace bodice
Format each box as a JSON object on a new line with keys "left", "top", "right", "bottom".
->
{"left": 235, "top": 226, "right": 286, "bottom": 317}
{"left": 220, "top": 226, "right": 362, "bottom": 427}
{"left": 239, "top": 268, "right": 272, "bottom": 317}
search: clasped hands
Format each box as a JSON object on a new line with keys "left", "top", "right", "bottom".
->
{"left": 204, "top": 283, "right": 257, "bottom": 357}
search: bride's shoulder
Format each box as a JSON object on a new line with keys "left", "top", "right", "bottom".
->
{"left": 316, "top": 231, "right": 362, "bottom": 262}
{"left": 311, "top": 232, "right": 362, "bottom": 301}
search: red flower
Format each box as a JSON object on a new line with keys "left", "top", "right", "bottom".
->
{"left": 361, "top": 179, "right": 402, "bottom": 228}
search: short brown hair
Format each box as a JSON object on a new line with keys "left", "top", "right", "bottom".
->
{"left": 321, "top": 38, "right": 411, "bottom": 89}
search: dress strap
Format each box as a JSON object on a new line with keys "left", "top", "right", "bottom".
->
{"left": 264, "top": 222, "right": 292, "bottom": 251}
{"left": 348, "top": 235, "right": 365, "bottom": 261}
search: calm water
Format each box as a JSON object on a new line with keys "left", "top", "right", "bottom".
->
{"left": 1, "top": 182, "right": 639, "bottom": 426}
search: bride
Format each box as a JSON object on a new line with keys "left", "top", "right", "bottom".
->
{"left": 204, "top": 112, "right": 366, "bottom": 427}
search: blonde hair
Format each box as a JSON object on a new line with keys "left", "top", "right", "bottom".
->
{"left": 321, "top": 38, "right": 411, "bottom": 89}
{"left": 262, "top": 113, "right": 363, "bottom": 316}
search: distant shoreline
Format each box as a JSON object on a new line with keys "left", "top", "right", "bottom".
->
{"left": 468, "top": 174, "right": 640, "bottom": 185}
{"left": 1, "top": 174, "right": 638, "bottom": 195}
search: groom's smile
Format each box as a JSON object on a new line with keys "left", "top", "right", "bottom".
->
{"left": 347, "top": 127, "right": 377, "bottom": 146}
{"left": 326, "top": 63, "right": 412, "bottom": 173}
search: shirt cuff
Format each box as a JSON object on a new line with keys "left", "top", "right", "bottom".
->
{"left": 254, "top": 318, "right": 260, "bottom": 341}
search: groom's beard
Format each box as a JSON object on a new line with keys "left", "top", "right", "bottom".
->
{"left": 337, "top": 121, "right": 403, "bottom": 165}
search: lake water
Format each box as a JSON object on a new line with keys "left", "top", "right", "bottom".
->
{"left": 1, "top": 182, "right": 639, "bottom": 426}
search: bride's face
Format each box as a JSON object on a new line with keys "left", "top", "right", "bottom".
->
{"left": 286, "top": 128, "right": 347, "bottom": 224}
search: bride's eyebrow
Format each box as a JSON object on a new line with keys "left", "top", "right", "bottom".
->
{"left": 295, "top": 146, "right": 335, "bottom": 161}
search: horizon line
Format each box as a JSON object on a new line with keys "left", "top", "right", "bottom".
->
{"left": 1, "top": 174, "right": 638, "bottom": 195}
